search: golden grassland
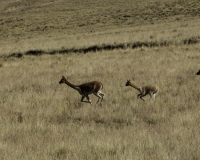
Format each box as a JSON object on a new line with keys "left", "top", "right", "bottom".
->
{"left": 1, "top": 45, "right": 200, "bottom": 160}
{"left": 0, "top": 0, "right": 200, "bottom": 159}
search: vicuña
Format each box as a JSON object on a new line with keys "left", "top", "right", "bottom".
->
{"left": 125, "top": 79, "right": 159, "bottom": 101}
{"left": 196, "top": 70, "right": 200, "bottom": 75}
{"left": 59, "top": 76, "right": 104, "bottom": 104}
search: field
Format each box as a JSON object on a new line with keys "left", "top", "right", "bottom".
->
{"left": 0, "top": 0, "right": 200, "bottom": 159}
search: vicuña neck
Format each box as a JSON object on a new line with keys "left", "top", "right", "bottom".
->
{"left": 64, "top": 79, "right": 78, "bottom": 89}
{"left": 129, "top": 82, "right": 141, "bottom": 91}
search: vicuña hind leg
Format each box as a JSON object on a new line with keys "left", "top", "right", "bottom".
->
{"left": 152, "top": 93, "right": 156, "bottom": 100}
{"left": 147, "top": 93, "right": 154, "bottom": 102}
{"left": 93, "top": 92, "right": 103, "bottom": 104}
{"left": 99, "top": 92, "right": 104, "bottom": 102}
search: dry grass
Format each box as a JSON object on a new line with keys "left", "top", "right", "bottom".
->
{"left": 0, "top": 0, "right": 200, "bottom": 160}
{"left": 1, "top": 45, "right": 200, "bottom": 159}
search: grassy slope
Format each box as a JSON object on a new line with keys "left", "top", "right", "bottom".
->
{"left": 0, "top": 0, "right": 200, "bottom": 55}
{"left": 0, "top": 0, "right": 200, "bottom": 160}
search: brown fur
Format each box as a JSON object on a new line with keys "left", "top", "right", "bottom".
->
{"left": 59, "top": 76, "right": 104, "bottom": 104}
{"left": 196, "top": 70, "right": 200, "bottom": 75}
{"left": 125, "top": 79, "right": 159, "bottom": 101}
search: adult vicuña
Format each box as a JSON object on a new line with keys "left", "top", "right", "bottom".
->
{"left": 125, "top": 79, "right": 159, "bottom": 101}
{"left": 196, "top": 70, "right": 200, "bottom": 75}
{"left": 59, "top": 76, "right": 104, "bottom": 104}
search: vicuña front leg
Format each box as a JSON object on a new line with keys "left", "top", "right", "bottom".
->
{"left": 137, "top": 93, "right": 145, "bottom": 101}
{"left": 81, "top": 95, "right": 85, "bottom": 102}
{"left": 86, "top": 95, "right": 92, "bottom": 104}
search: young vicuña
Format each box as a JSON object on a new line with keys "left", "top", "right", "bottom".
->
{"left": 59, "top": 76, "right": 104, "bottom": 104}
{"left": 125, "top": 79, "right": 159, "bottom": 101}
{"left": 196, "top": 70, "right": 200, "bottom": 75}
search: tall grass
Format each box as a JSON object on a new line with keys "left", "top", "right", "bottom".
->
{"left": 0, "top": 43, "right": 200, "bottom": 159}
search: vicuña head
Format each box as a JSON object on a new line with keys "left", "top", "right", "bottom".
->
{"left": 125, "top": 79, "right": 159, "bottom": 101}
{"left": 59, "top": 76, "right": 104, "bottom": 104}
{"left": 196, "top": 70, "right": 200, "bottom": 75}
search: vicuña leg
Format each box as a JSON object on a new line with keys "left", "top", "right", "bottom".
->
{"left": 93, "top": 92, "right": 103, "bottom": 104}
{"left": 81, "top": 95, "right": 85, "bottom": 102}
{"left": 85, "top": 95, "right": 92, "bottom": 104}
{"left": 98, "top": 91, "right": 104, "bottom": 103}
{"left": 100, "top": 94, "right": 104, "bottom": 103}
{"left": 152, "top": 93, "right": 156, "bottom": 100}
{"left": 137, "top": 93, "right": 145, "bottom": 101}
{"left": 81, "top": 95, "right": 91, "bottom": 104}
